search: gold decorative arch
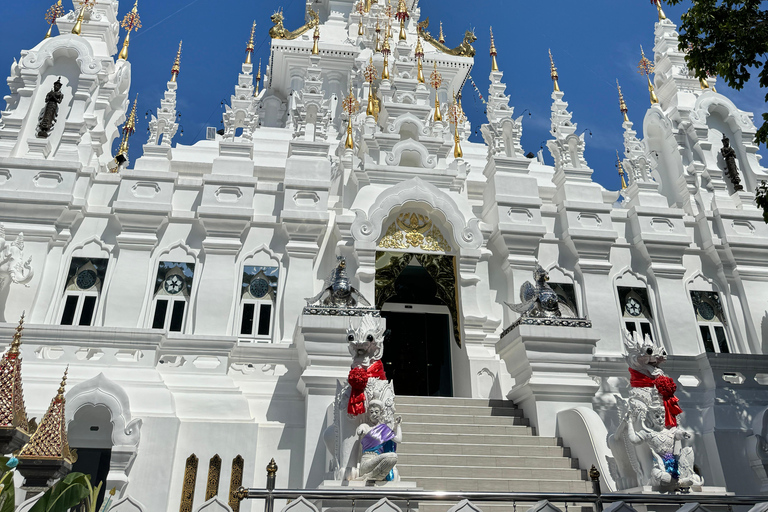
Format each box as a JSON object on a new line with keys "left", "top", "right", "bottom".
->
{"left": 378, "top": 213, "right": 452, "bottom": 253}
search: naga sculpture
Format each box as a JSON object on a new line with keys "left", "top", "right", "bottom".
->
{"left": 505, "top": 265, "right": 576, "bottom": 319}
{"left": 609, "top": 330, "right": 704, "bottom": 492}
{"left": 306, "top": 256, "right": 372, "bottom": 309}
{"left": 416, "top": 18, "right": 476, "bottom": 57}
{"left": 37, "top": 78, "right": 64, "bottom": 138}
{"left": 323, "top": 314, "right": 401, "bottom": 482}
{"left": 720, "top": 135, "right": 744, "bottom": 192}
{"left": 269, "top": 8, "right": 320, "bottom": 40}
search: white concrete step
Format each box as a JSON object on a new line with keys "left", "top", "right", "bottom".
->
{"left": 398, "top": 441, "right": 571, "bottom": 458}
{"left": 401, "top": 412, "right": 528, "bottom": 426}
{"left": 408, "top": 476, "right": 594, "bottom": 493}
{"left": 397, "top": 396, "right": 516, "bottom": 407}
{"left": 405, "top": 422, "right": 533, "bottom": 435}
{"left": 404, "top": 432, "right": 558, "bottom": 446}
{"left": 396, "top": 404, "right": 524, "bottom": 417}
{"left": 398, "top": 453, "right": 576, "bottom": 469}
{"left": 400, "top": 464, "right": 586, "bottom": 481}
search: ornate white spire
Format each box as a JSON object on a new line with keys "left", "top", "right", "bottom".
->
{"left": 147, "top": 41, "right": 181, "bottom": 147}
{"left": 481, "top": 42, "right": 523, "bottom": 158}
{"left": 616, "top": 80, "right": 653, "bottom": 184}
{"left": 222, "top": 24, "right": 259, "bottom": 141}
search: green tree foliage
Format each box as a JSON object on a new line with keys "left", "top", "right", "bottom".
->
{"left": 0, "top": 460, "right": 103, "bottom": 512}
{"left": 664, "top": 0, "right": 768, "bottom": 145}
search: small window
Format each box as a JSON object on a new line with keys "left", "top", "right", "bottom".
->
{"left": 618, "top": 286, "right": 655, "bottom": 341}
{"left": 691, "top": 290, "right": 730, "bottom": 354}
{"left": 59, "top": 258, "right": 108, "bottom": 327}
{"left": 239, "top": 265, "right": 278, "bottom": 340}
{"left": 149, "top": 262, "right": 194, "bottom": 332}
{"left": 152, "top": 300, "right": 168, "bottom": 329}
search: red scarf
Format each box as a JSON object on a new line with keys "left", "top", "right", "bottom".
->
{"left": 628, "top": 368, "right": 682, "bottom": 428}
{"left": 347, "top": 360, "right": 387, "bottom": 416}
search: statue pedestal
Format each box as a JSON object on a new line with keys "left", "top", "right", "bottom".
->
{"left": 497, "top": 321, "right": 599, "bottom": 437}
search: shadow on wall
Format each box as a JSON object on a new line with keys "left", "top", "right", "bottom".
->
{"left": 762, "top": 312, "right": 768, "bottom": 354}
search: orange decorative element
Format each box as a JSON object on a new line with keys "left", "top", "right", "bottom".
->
{"left": 0, "top": 315, "right": 29, "bottom": 432}
{"left": 18, "top": 368, "right": 75, "bottom": 462}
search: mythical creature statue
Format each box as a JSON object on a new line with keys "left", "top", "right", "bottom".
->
{"left": 306, "top": 256, "right": 372, "bottom": 309}
{"left": 720, "top": 135, "right": 744, "bottom": 192}
{"left": 323, "top": 314, "right": 401, "bottom": 482}
{"left": 609, "top": 330, "right": 703, "bottom": 492}
{"left": 0, "top": 225, "right": 34, "bottom": 323}
{"left": 505, "top": 265, "right": 576, "bottom": 319}
{"left": 37, "top": 78, "right": 64, "bottom": 138}
{"left": 269, "top": 8, "right": 320, "bottom": 40}
{"left": 416, "top": 18, "right": 476, "bottom": 57}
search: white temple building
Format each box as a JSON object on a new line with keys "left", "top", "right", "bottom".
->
{"left": 2, "top": 0, "right": 768, "bottom": 510}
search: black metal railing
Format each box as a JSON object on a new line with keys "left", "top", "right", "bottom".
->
{"left": 236, "top": 460, "right": 768, "bottom": 512}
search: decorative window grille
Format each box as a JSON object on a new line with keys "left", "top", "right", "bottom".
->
{"left": 60, "top": 258, "right": 108, "bottom": 326}
{"left": 238, "top": 266, "right": 278, "bottom": 340}
{"left": 690, "top": 291, "right": 730, "bottom": 353}
{"left": 150, "top": 262, "right": 195, "bottom": 332}
{"left": 617, "top": 286, "right": 654, "bottom": 339}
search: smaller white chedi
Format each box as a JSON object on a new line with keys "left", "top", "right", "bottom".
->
{"left": 324, "top": 314, "right": 401, "bottom": 483}
{"left": 610, "top": 330, "right": 704, "bottom": 492}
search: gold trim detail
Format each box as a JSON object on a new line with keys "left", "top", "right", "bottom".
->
{"left": 379, "top": 213, "right": 451, "bottom": 253}
{"left": 269, "top": 8, "right": 319, "bottom": 40}
{"left": 179, "top": 454, "right": 199, "bottom": 512}
{"left": 205, "top": 454, "right": 222, "bottom": 501}
{"left": 18, "top": 368, "right": 74, "bottom": 462}
{"left": 416, "top": 18, "right": 476, "bottom": 57}
{"left": 228, "top": 455, "right": 245, "bottom": 512}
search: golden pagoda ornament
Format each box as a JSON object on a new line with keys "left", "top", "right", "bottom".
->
{"left": 549, "top": 49, "right": 560, "bottom": 92}
{"left": 438, "top": 21, "right": 445, "bottom": 44}
{"left": 312, "top": 24, "right": 320, "bottom": 55}
{"left": 245, "top": 21, "right": 256, "bottom": 64}
{"left": 170, "top": 41, "right": 182, "bottom": 82}
{"left": 71, "top": 0, "right": 93, "bottom": 36}
{"left": 375, "top": 18, "right": 382, "bottom": 53}
{"left": 638, "top": 45, "right": 659, "bottom": 105}
{"left": 395, "top": 0, "right": 409, "bottom": 41}
{"left": 617, "top": 151, "right": 628, "bottom": 190}
{"left": 118, "top": 1, "right": 142, "bottom": 61}
{"left": 0, "top": 315, "right": 30, "bottom": 440}
{"left": 342, "top": 87, "right": 360, "bottom": 150}
{"left": 490, "top": 27, "right": 499, "bottom": 72}
{"left": 381, "top": 36, "right": 391, "bottom": 80}
{"left": 617, "top": 79, "right": 629, "bottom": 123}
{"left": 255, "top": 59, "right": 262, "bottom": 95}
{"left": 652, "top": 0, "right": 667, "bottom": 21}
{"left": 364, "top": 57, "right": 378, "bottom": 117}
{"left": 415, "top": 35, "right": 425, "bottom": 83}
{"left": 113, "top": 95, "right": 138, "bottom": 171}
{"left": 429, "top": 62, "right": 443, "bottom": 122}
{"left": 44, "top": 1, "right": 65, "bottom": 39}
{"left": 18, "top": 367, "right": 75, "bottom": 463}
{"left": 448, "top": 91, "right": 465, "bottom": 158}
{"left": 357, "top": 2, "right": 365, "bottom": 36}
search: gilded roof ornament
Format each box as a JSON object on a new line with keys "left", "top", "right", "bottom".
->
{"left": 637, "top": 45, "right": 659, "bottom": 105}
{"left": 439, "top": 21, "right": 445, "bottom": 44}
{"left": 113, "top": 95, "right": 138, "bottom": 171}
{"left": 617, "top": 79, "right": 629, "bottom": 123}
{"left": 549, "top": 49, "right": 560, "bottom": 92}
{"left": 417, "top": 18, "right": 476, "bottom": 57}
{"left": 489, "top": 27, "right": 498, "bottom": 72}
{"left": 171, "top": 41, "right": 182, "bottom": 82}
{"left": 365, "top": 57, "right": 378, "bottom": 117}
{"left": 379, "top": 213, "right": 452, "bottom": 252}
{"left": 448, "top": 91, "right": 465, "bottom": 158}
{"left": 342, "top": 87, "right": 360, "bottom": 150}
{"left": 118, "top": 0, "right": 142, "bottom": 61}
{"left": 44, "top": 1, "right": 65, "bottom": 39}
{"left": 395, "top": 0, "right": 409, "bottom": 41}
{"left": 312, "top": 24, "right": 320, "bottom": 55}
{"left": 71, "top": 0, "right": 94, "bottom": 36}
{"left": 429, "top": 62, "right": 443, "bottom": 122}
{"left": 245, "top": 21, "right": 256, "bottom": 64}
{"left": 0, "top": 314, "right": 29, "bottom": 433}
{"left": 255, "top": 59, "right": 262, "bottom": 95}
{"left": 617, "top": 150, "right": 628, "bottom": 190}
{"left": 381, "top": 35, "right": 391, "bottom": 79}
{"left": 269, "top": 7, "right": 319, "bottom": 40}
{"left": 415, "top": 34, "right": 425, "bottom": 83}
{"left": 652, "top": 0, "right": 667, "bottom": 21}
{"left": 19, "top": 367, "right": 75, "bottom": 463}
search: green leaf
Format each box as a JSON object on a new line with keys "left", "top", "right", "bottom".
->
{"left": 0, "top": 479, "right": 15, "bottom": 512}
{"left": 29, "top": 473, "right": 92, "bottom": 512}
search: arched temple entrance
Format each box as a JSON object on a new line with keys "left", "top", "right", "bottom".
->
{"left": 68, "top": 404, "right": 113, "bottom": 509}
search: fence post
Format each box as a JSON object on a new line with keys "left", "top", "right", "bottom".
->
{"left": 589, "top": 465, "right": 603, "bottom": 512}
{"left": 265, "top": 458, "right": 278, "bottom": 512}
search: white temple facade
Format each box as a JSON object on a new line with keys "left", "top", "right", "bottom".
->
{"left": 2, "top": 0, "right": 768, "bottom": 510}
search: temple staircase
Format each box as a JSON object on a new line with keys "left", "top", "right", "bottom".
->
{"left": 397, "top": 396, "right": 591, "bottom": 512}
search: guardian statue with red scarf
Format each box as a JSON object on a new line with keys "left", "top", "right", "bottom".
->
{"left": 608, "top": 330, "right": 703, "bottom": 492}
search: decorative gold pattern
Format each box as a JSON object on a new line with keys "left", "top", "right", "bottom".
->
{"left": 269, "top": 8, "right": 319, "bottom": 40}
{"left": 179, "top": 454, "right": 199, "bottom": 512}
{"left": 549, "top": 49, "right": 560, "bottom": 92}
{"left": 118, "top": 0, "right": 141, "bottom": 61}
{"left": 616, "top": 150, "right": 627, "bottom": 190}
{"left": 0, "top": 315, "right": 28, "bottom": 432}
{"left": 171, "top": 41, "right": 182, "bottom": 82}
{"left": 18, "top": 368, "right": 74, "bottom": 462}
{"left": 228, "top": 455, "right": 244, "bottom": 512}
{"left": 638, "top": 46, "right": 658, "bottom": 105}
{"left": 379, "top": 213, "right": 451, "bottom": 253}
{"left": 375, "top": 252, "right": 462, "bottom": 347}
{"left": 245, "top": 21, "right": 256, "bottom": 64}
{"left": 205, "top": 454, "right": 222, "bottom": 501}
{"left": 617, "top": 79, "right": 629, "bottom": 123}
{"left": 44, "top": 1, "right": 65, "bottom": 38}
{"left": 416, "top": 18, "right": 476, "bottom": 57}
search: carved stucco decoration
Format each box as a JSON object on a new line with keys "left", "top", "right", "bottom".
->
{"left": 351, "top": 177, "right": 482, "bottom": 252}
{"left": 385, "top": 139, "right": 437, "bottom": 169}
{"left": 379, "top": 213, "right": 451, "bottom": 252}
{"left": 386, "top": 113, "right": 430, "bottom": 137}
{"left": 689, "top": 93, "right": 754, "bottom": 132}
{"left": 20, "top": 35, "right": 103, "bottom": 76}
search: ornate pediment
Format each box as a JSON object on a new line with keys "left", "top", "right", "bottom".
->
{"left": 378, "top": 213, "right": 451, "bottom": 252}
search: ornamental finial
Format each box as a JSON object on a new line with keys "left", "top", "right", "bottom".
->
{"left": 0, "top": 312, "right": 29, "bottom": 433}
{"left": 438, "top": 21, "right": 445, "bottom": 44}
{"left": 396, "top": 0, "right": 409, "bottom": 41}
{"left": 490, "top": 27, "right": 498, "bottom": 72}
{"left": 245, "top": 21, "right": 256, "bottom": 64}
{"left": 430, "top": 62, "right": 443, "bottom": 122}
{"left": 312, "top": 24, "right": 320, "bottom": 55}
{"left": 71, "top": 0, "right": 93, "bottom": 35}
{"left": 342, "top": 87, "right": 360, "bottom": 150}
{"left": 255, "top": 59, "right": 262, "bottom": 95}
{"left": 617, "top": 79, "right": 629, "bottom": 123}
{"left": 617, "top": 151, "right": 628, "bottom": 190}
{"left": 44, "top": 1, "right": 65, "bottom": 39}
{"left": 9, "top": 312, "right": 25, "bottom": 357}
{"left": 549, "top": 49, "right": 560, "bottom": 92}
{"left": 118, "top": 1, "right": 142, "bottom": 61}
{"left": 415, "top": 34, "right": 425, "bottom": 83}
{"left": 114, "top": 95, "right": 138, "bottom": 171}
{"left": 652, "top": 0, "right": 667, "bottom": 21}
{"left": 171, "top": 41, "right": 182, "bottom": 82}
{"left": 365, "top": 57, "right": 378, "bottom": 117}
{"left": 637, "top": 45, "right": 658, "bottom": 105}
{"left": 382, "top": 36, "right": 391, "bottom": 79}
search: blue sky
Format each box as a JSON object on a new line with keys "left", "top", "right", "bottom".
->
{"left": 1, "top": 0, "right": 765, "bottom": 190}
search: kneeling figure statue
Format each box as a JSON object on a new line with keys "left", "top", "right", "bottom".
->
{"left": 357, "top": 400, "right": 402, "bottom": 481}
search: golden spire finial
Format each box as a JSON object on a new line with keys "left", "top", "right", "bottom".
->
{"left": 170, "top": 41, "right": 182, "bottom": 82}
{"left": 312, "top": 24, "right": 320, "bottom": 55}
{"left": 245, "top": 21, "right": 256, "bottom": 64}
{"left": 415, "top": 34, "right": 425, "bottom": 83}
{"left": 45, "top": 1, "right": 65, "bottom": 39}
{"left": 9, "top": 312, "right": 25, "bottom": 357}
{"left": 395, "top": 0, "right": 409, "bottom": 41}
{"left": 382, "top": 36, "right": 391, "bottom": 80}
{"left": 19, "top": 366, "right": 74, "bottom": 462}
{"left": 255, "top": 59, "right": 262, "bottom": 95}
{"left": 71, "top": 0, "right": 92, "bottom": 35}
{"left": 638, "top": 45, "right": 659, "bottom": 105}
{"left": 375, "top": 18, "right": 382, "bottom": 52}
{"left": 429, "top": 62, "right": 443, "bottom": 122}
{"left": 358, "top": 3, "right": 365, "bottom": 36}
{"left": 490, "top": 27, "right": 499, "bottom": 72}
{"left": 617, "top": 151, "right": 628, "bottom": 190}
{"left": 449, "top": 91, "right": 464, "bottom": 158}
{"left": 438, "top": 21, "right": 445, "bottom": 44}
{"left": 617, "top": 79, "right": 629, "bottom": 123}
{"left": 0, "top": 312, "right": 29, "bottom": 433}
{"left": 342, "top": 87, "right": 360, "bottom": 150}
{"left": 118, "top": 0, "right": 142, "bottom": 61}
{"left": 653, "top": 0, "right": 667, "bottom": 21}
{"left": 549, "top": 49, "right": 560, "bottom": 92}
{"left": 114, "top": 95, "right": 138, "bottom": 170}
{"left": 365, "top": 57, "right": 378, "bottom": 117}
